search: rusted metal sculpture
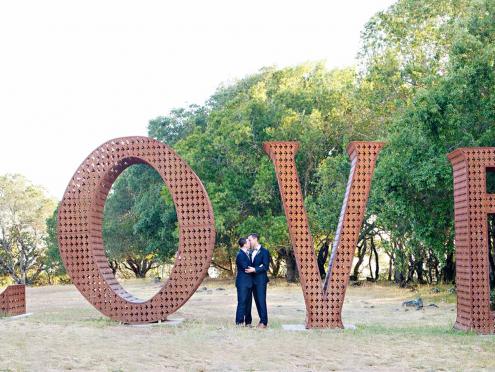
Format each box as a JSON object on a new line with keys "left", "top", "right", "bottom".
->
{"left": 0, "top": 284, "right": 26, "bottom": 316}
{"left": 57, "top": 136, "right": 215, "bottom": 324}
{"left": 264, "top": 141, "right": 383, "bottom": 328}
{"left": 448, "top": 147, "right": 495, "bottom": 334}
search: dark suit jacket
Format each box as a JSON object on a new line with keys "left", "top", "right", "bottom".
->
{"left": 235, "top": 249, "right": 254, "bottom": 288}
{"left": 251, "top": 245, "right": 270, "bottom": 285}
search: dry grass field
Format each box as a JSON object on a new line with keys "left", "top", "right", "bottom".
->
{"left": 1, "top": 279, "right": 494, "bottom": 371}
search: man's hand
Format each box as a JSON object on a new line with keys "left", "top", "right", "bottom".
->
{"left": 245, "top": 266, "right": 256, "bottom": 273}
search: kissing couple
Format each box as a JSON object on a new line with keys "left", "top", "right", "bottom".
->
{"left": 234, "top": 233, "right": 271, "bottom": 328}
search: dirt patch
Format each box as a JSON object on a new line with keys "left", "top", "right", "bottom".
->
{"left": 0, "top": 280, "right": 493, "bottom": 371}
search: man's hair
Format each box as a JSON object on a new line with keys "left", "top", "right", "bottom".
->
{"left": 248, "top": 233, "right": 259, "bottom": 240}
{"left": 238, "top": 237, "right": 247, "bottom": 247}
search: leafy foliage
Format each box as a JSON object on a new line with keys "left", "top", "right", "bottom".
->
{"left": 0, "top": 174, "right": 56, "bottom": 284}
{"left": 102, "top": 164, "right": 178, "bottom": 277}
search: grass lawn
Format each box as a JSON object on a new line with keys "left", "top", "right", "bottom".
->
{"left": 0, "top": 279, "right": 493, "bottom": 371}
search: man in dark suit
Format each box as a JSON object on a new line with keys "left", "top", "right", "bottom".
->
{"left": 245, "top": 233, "right": 270, "bottom": 328}
{"left": 235, "top": 237, "right": 253, "bottom": 326}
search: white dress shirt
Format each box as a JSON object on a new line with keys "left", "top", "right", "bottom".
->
{"left": 251, "top": 244, "right": 261, "bottom": 262}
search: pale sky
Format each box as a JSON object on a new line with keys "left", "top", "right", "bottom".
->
{"left": 0, "top": 0, "right": 396, "bottom": 200}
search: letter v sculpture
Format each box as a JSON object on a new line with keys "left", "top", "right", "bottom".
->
{"left": 263, "top": 141, "right": 384, "bottom": 328}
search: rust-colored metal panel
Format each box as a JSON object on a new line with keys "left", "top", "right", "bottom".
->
{"left": 448, "top": 147, "right": 495, "bottom": 334}
{"left": 0, "top": 284, "right": 26, "bottom": 316}
{"left": 264, "top": 141, "right": 384, "bottom": 328}
{"left": 57, "top": 136, "right": 215, "bottom": 324}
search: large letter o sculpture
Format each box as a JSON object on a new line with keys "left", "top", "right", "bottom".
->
{"left": 57, "top": 136, "right": 215, "bottom": 324}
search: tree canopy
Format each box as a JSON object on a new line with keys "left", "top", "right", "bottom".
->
{"left": 0, "top": 174, "right": 56, "bottom": 284}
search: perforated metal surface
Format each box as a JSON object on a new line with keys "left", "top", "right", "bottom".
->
{"left": 264, "top": 141, "right": 383, "bottom": 328}
{"left": 448, "top": 147, "right": 495, "bottom": 334}
{"left": 0, "top": 284, "right": 25, "bottom": 316}
{"left": 57, "top": 136, "right": 215, "bottom": 324}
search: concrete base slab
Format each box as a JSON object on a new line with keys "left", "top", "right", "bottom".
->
{"left": 123, "top": 318, "right": 184, "bottom": 327}
{"left": 1, "top": 312, "right": 33, "bottom": 320}
{"left": 282, "top": 324, "right": 307, "bottom": 331}
{"left": 282, "top": 323, "right": 356, "bottom": 331}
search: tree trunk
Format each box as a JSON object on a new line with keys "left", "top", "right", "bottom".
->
{"left": 351, "top": 240, "right": 367, "bottom": 281}
{"left": 109, "top": 260, "right": 119, "bottom": 276}
{"left": 426, "top": 249, "right": 433, "bottom": 284}
{"left": 368, "top": 240, "right": 374, "bottom": 281}
{"left": 278, "top": 247, "right": 299, "bottom": 283}
{"left": 406, "top": 254, "right": 415, "bottom": 283}
{"left": 317, "top": 242, "right": 329, "bottom": 279}
{"left": 286, "top": 251, "right": 299, "bottom": 283}
{"left": 441, "top": 252, "right": 455, "bottom": 284}
{"left": 371, "top": 237, "right": 379, "bottom": 281}
{"left": 416, "top": 259, "right": 426, "bottom": 284}
{"left": 392, "top": 240, "right": 407, "bottom": 287}
{"left": 270, "top": 252, "right": 283, "bottom": 278}
{"left": 387, "top": 252, "right": 393, "bottom": 281}
{"left": 394, "top": 269, "right": 406, "bottom": 287}
{"left": 124, "top": 258, "right": 156, "bottom": 278}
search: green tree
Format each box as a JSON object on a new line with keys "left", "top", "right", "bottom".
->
{"left": 0, "top": 174, "right": 56, "bottom": 284}
{"left": 370, "top": 0, "right": 495, "bottom": 284}
{"left": 44, "top": 207, "right": 67, "bottom": 283}
{"left": 149, "top": 63, "right": 373, "bottom": 281}
{"left": 102, "top": 165, "right": 178, "bottom": 278}
{"left": 357, "top": 0, "right": 472, "bottom": 138}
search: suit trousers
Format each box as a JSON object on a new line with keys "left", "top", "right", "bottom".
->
{"left": 252, "top": 282, "right": 268, "bottom": 325}
{"left": 235, "top": 285, "right": 253, "bottom": 324}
